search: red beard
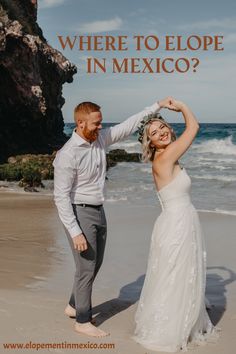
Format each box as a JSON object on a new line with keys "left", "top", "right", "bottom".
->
{"left": 83, "top": 125, "right": 99, "bottom": 142}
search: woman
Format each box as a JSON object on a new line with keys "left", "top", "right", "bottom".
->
{"left": 133, "top": 98, "right": 219, "bottom": 352}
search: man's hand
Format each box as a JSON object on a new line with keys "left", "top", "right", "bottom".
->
{"left": 73, "top": 233, "right": 88, "bottom": 252}
{"left": 158, "top": 96, "right": 174, "bottom": 109}
{"left": 158, "top": 97, "right": 185, "bottom": 112}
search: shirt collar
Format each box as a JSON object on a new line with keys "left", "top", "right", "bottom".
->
{"left": 72, "top": 129, "right": 91, "bottom": 146}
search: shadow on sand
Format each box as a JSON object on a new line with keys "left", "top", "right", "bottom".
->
{"left": 93, "top": 266, "right": 236, "bottom": 326}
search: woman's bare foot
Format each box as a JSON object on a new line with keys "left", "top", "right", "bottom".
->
{"left": 74, "top": 322, "right": 109, "bottom": 337}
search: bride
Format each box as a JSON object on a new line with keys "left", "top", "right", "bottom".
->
{"left": 133, "top": 98, "right": 219, "bottom": 352}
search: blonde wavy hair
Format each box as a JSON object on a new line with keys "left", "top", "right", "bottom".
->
{"left": 139, "top": 114, "right": 176, "bottom": 162}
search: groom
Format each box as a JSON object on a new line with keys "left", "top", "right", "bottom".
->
{"left": 53, "top": 97, "right": 170, "bottom": 337}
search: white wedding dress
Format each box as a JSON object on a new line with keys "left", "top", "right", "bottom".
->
{"left": 133, "top": 167, "right": 219, "bottom": 352}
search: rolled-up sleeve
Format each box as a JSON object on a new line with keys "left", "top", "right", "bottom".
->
{"left": 102, "top": 102, "right": 160, "bottom": 147}
{"left": 53, "top": 151, "right": 82, "bottom": 238}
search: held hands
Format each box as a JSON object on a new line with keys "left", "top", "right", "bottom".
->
{"left": 158, "top": 97, "right": 186, "bottom": 112}
{"left": 73, "top": 233, "right": 88, "bottom": 252}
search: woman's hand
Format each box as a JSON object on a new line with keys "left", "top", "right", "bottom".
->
{"left": 158, "top": 97, "right": 186, "bottom": 112}
{"left": 155, "top": 97, "right": 199, "bottom": 165}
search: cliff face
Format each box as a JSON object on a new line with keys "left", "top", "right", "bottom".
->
{"left": 0, "top": 0, "right": 77, "bottom": 163}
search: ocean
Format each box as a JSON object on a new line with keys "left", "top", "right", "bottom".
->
{"left": 64, "top": 123, "right": 236, "bottom": 216}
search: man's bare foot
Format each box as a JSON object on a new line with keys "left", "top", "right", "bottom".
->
{"left": 64, "top": 304, "right": 76, "bottom": 318}
{"left": 74, "top": 322, "right": 109, "bottom": 337}
{"left": 64, "top": 305, "right": 96, "bottom": 324}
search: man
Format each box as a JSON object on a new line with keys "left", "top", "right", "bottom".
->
{"left": 53, "top": 97, "right": 170, "bottom": 337}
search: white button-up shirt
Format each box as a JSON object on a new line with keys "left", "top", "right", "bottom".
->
{"left": 53, "top": 102, "right": 160, "bottom": 238}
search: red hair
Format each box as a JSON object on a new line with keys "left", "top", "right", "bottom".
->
{"left": 74, "top": 102, "right": 101, "bottom": 123}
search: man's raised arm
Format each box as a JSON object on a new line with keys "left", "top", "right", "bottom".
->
{"left": 102, "top": 98, "right": 170, "bottom": 147}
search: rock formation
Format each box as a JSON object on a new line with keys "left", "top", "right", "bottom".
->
{"left": 0, "top": 149, "right": 141, "bottom": 189}
{"left": 0, "top": 0, "right": 77, "bottom": 163}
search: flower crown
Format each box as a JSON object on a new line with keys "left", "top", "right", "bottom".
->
{"left": 137, "top": 113, "right": 164, "bottom": 143}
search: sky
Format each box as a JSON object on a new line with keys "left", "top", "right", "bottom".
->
{"left": 38, "top": 0, "right": 236, "bottom": 123}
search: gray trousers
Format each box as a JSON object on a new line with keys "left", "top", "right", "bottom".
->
{"left": 65, "top": 204, "right": 107, "bottom": 323}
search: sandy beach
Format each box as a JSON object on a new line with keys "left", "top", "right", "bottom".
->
{"left": 0, "top": 191, "right": 236, "bottom": 354}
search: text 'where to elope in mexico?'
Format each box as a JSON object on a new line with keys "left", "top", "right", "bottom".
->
{"left": 57, "top": 34, "right": 224, "bottom": 74}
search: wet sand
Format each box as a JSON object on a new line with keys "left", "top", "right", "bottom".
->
{"left": 0, "top": 192, "right": 236, "bottom": 353}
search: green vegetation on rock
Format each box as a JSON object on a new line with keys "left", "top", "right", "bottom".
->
{"left": 0, "top": 150, "right": 141, "bottom": 188}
